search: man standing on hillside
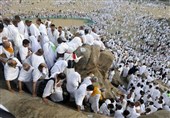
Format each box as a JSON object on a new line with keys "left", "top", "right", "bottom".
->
{"left": 25, "top": 20, "right": 40, "bottom": 40}
{"left": 14, "top": 15, "right": 26, "bottom": 38}
{"left": 47, "top": 24, "right": 59, "bottom": 46}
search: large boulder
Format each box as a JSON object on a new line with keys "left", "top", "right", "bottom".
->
{"left": 0, "top": 89, "right": 86, "bottom": 118}
{"left": 75, "top": 45, "right": 115, "bottom": 98}
{"left": 0, "top": 89, "right": 109, "bottom": 118}
{"left": 139, "top": 110, "right": 170, "bottom": 118}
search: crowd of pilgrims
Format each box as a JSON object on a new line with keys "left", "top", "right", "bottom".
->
{"left": 0, "top": 14, "right": 170, "bottom": 117}
{"left": 0, "top": 1, "right": 170, "bottom": 118}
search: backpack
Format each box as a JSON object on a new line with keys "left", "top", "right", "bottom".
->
{"left": 67, "top": 60, "right": 75, "bottom": 68}
{"left": 37, "top": 78, "right": 55, "bottom": 97}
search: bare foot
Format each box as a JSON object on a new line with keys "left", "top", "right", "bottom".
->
{"left": 19, "top": 90, "right": 24, "bottom": 93}
{"left": 32, "top": 93, "right": 37, "bottom": 97}
{"left": 9, "top": 89, "right": 14, "bottom": 93}
{"left": 42, "top": 98, "right": 49, "bottom": 104}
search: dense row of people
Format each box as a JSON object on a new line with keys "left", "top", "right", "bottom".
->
{"left": 0, "top": 15, "right": 107, "bottom": 113}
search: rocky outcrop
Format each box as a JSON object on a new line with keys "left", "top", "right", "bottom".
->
{"left": 139, "top": 110, "right": 170, "bottom": 118}
{"left": 75, "top": 45, "right": 115, "bottom": 98}
{"left": 0, "top": 89, "right": 110, "bottom": 118}
{"left": 0, "top": 89, "right": 86, "bottom": 118}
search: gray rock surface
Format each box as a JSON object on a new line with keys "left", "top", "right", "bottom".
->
{"left": 0, "top": 89, "right": 110, "bottom": 118}
{"left": 139, "top": 110, "right": 170, "bottom": 118}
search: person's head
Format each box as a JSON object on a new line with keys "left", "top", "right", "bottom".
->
{"left": 110, "top": 98, "right": 115, "bottom": 103}
{"left": 91, "top": 76, "right": 98, "bottom": 83}
{"left": 12, "top": 19, "right": 18, "bottom": 27}
{"left": 57, "top": 37, "right": 65, "bottom": 44}
{"left": 141, "top": 79, "right": 145, "bottom": 83}
{"left": 129, "top": 102, "right": 135, "bottom": 108}
{"left": 56, "top": 73, "right": 66, "bottom": 80}
{"left": 137, "top": 83, "right": 140, "bottom": 87}
{"left": 116, "top": 104, "right": 122, "bottom": 110}
{"left": 107, "top": 104, "right": 114, "bottom": 110}
{"left": 131, "top": 86, "right": 135, "bottom": 91}
{"left": 126, "top": 101, "right": 131, "bottom": 106}
{"left": 120, "top": 94, "right": 125, "bottom": 100}
{"left": 86, "top": 84, "right": 94, "bottom": 91}
{"left": 139, "top": 99, "right": 144, "bottom": 104}
{"left": 149, "top": 101, "right": 154, "bottom": 106}
{"left": 2, "top": 36, "right": 8, "bottom": 42}
{"left": 38, "top": 63, "right": 47, "bottom": 72}
{"left": 147, "top": 94, "right": 151, "bottom": 99}
{"left": 0, "top": 21, "right": 4, "bottom": 33}
{"left": 14, "top": 15, "right": 21, "bottom": 22}
{"left": 3, "top": 18, "right": 11, "bottom": 25}
{"left": 145, "top": 108, "right": 151, "bottom": 114}
{"left": 7, "top": 58, "right": 17, "bottom": 68}
{"left": 84, "top": 29, "right": 89, "bottom": 35}
{"left": 2, "top": 39, "right": 11, "bottom": 49}
{"left": 140, "top": 90, "right": 144, "bottom": 96}
{"left": 58, "top": 26, "right": 62, "bottom": 32}
{"left": 123, "top": 110, "right": 130, "bottom": 117}
{"left": 50, "top": 24, "right": 55, "bottom": 31}
{"left": 23, "top": 63, "right": 30, "bottom": 71}
{"left": 155, "top": 87, "right": 159, "bottom": 90}
{"left": 149, "top": 85, "right": 152, "bottom": 88}
{"left": 25, "top": 20, "right": 31, "bottom": 26}
{"left": 130, "top": 88, "right": 134, "bottom": 93}
{"left": 22, "top": 39, "right": 30, "bottom": 47}
{"left": 135, "top": 101, "right": 141, "bottom": 107}
{"left": 158, "top": 100, "right": 163, "bottom": 104}
{"left": 159, "top": 96, "right": 163, "bottom": 100}
{"left": 146, "top": 81, "right": 150, "bottom": 85}
{"left": 36, "top": 49, "right": 44, "bottom": 56}
{"left": 36, "top": 18, "right": 42, "bottom": 25}
{"left": 79, "top": 26, "right": 84, "bottom": 30}
{"left": 167, "top": 91, "right": 170, "bottom": 94}
{"left": 92, "top": 28, "right": 96, "bottom": 33}
{"left": 125, "top": 62, "right": 129, "bottom": 66}
{"left": 127, "top": 93, "right": 132, "bottom": 99}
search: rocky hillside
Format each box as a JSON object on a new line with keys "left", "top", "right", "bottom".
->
{"left": 0, "top": 89, "right": 110, "bottom": 118}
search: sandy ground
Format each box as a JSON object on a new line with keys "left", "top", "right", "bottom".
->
{"left": 31, "top": 18, "right": 86, "bottom": 27}
{"left": 48, "top": 19, "right": 86, "bottom": 27}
